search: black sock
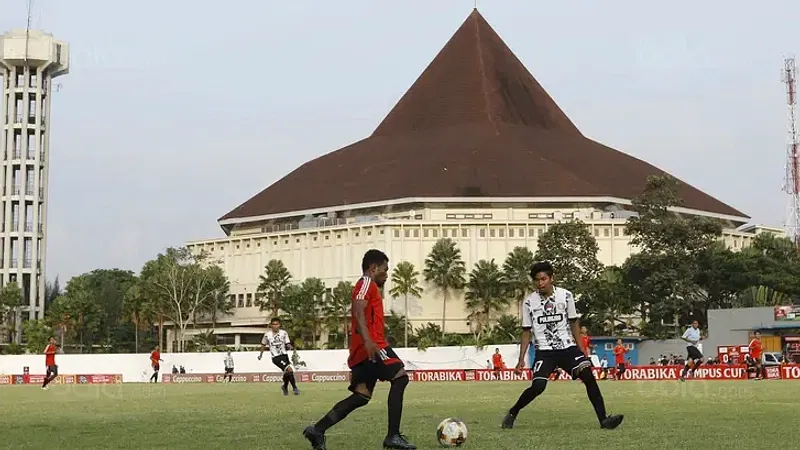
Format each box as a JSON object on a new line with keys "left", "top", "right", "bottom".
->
{"left": 282, "top": 372, "right": 289, "bottom": 389}
{"left": 42, "top": 376, "right": 50, "bottom": 388}
{"left": 509, "top": 380, "right": 546, "bottom": 415}
{"left": 681, "top": 364, "right": 690, "bottom": 378}
{"left": 315, "top": 393, "right": 370, "bottom": 432}
{"left": 288, "top": 372, "right": 297, "bottom": 389}
{"left": 692, "top": 360, "right": 703, "bottom": 373}
{"left": 579, "top": 370, "right": 608, "bottom": 423}
{"left": 387, "top": 376, "right": 408, "bottom": 436}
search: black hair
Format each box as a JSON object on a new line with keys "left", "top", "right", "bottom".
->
{"left": 530, "top": 261, "right": 554, "bottom": 279}
{"left": 362, "top": 249, "right": 389, "bottom": 272}
{"left": 270, "top": 317, "right": 281, "bottom": 324}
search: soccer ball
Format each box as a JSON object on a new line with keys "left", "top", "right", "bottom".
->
{"left": 436, "top": 417, "right": 468, "bottom": 447}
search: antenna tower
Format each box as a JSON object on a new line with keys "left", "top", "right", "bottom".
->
{"left": 782, "top": 57, "right": 800, "bottom": 249}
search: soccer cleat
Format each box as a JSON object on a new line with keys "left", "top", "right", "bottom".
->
{"left": 293, "top": 387, "right": 300, "bottom": 395}
{"left": 382, "top": 433, "right": 416, "bottom": 449}
{"left": 600, "top": 414, "right": 624, "bottom": 430}
{"left": 281, "top": 385, "right": 289, "bottom": 396}
{"left": 501, "top": 412, "right": 517, "bottom": 429}
{"left": 302, "top": 426, "right": 326, "bottom": 450}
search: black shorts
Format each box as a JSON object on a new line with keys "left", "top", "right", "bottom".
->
{"left": 531, "top": 346, "right": 592, "bottom": 381}
{"left": 616, "top": 363, "right": 625, "bottom": 371}
{"left": 272, "top": 354, "right": 291, "bottom": 372}
{"left": 152, "top": 364, "right": 160, "bottom": 372}
{"left": 224, "top": 367, "right": 234, "bottom": 374}
{"left": 46, "top": 365, "right": 58, "bottom": 377}
{"left": 686, "top": 346, "right": 703, "bottom": 361}
{"left": 349, "top": 347, "right": 404, "bottom": 394}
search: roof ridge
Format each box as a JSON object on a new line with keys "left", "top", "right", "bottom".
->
{"left": 473, "top": 11, "right": 499, "bottom": 135}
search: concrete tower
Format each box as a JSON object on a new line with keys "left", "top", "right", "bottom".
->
{"left": 0, "top": 29, "right": 68, "bottom": 338}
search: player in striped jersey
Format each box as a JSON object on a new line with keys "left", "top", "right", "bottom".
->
{"left": 223, "top": 351, "right": 234, "bottom": 383}
{"left": 259, "top": 318, "right": 299, "bottom": 395}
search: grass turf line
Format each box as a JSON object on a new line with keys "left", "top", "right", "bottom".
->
{"left": 0, "top": 380, "right": 795, "bottom": 449}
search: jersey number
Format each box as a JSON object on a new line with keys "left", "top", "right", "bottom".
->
{"left": 533, "top": 360, "right": 543, "bottom": 373}
{"left": 378, "top": 349, "right": 389, "bottom": 361}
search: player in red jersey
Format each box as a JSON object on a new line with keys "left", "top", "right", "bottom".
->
{"left": 304, "top": 249, "right": 415, "bottom": 450}
{"left": 41, "top": 337, "right": 58, "bottom": 390}
{"left": 149, "top": 346, "right": 164, "bottom": 383}
{"left": 580, "top": 326, "right": 592, "bottom": 358}
{"left": 748, "top": 331, "right": 763, "bottom": 380}
{"left": 613, "top": 339, "right": 628, "bottom": 380}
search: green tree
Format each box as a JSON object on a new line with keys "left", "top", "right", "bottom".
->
{"left": 44, "top": 276, "right": 61, "bottom": 310}
{"left": 534, "top": 220, "right": 603, "bottom": 295}
{"left": 324, "top": 281, "right": 353, "bottom": 348}
{"left": 0, "top": 281, "right": 22, "bottom": 343}
{"left": 385, "top": 311, "right": 414, "bottom": 348}
{"left": 389, "top": 261, "right": 423, "bottom": 347}
{"left": 581, "top": 266, "right": 636, "bottom": 335}
{"left": 281, "top": 278, "right": 327, "bottom": 349}
{"left": 138, "top": 247, "right": 230, "bottom": 352}
{"left": 489, "top": 314, "right": 521, "bottom": 344}
{"left": 423, "top": 238, "right": 466, "bottom": 333}
{"left": 503, "top": 246, "right": 535, "bottom": 318}
{"left": 464, "top": 259, "right": 510, "bottom": 338}
{"left": 123, "top": 282, "right": 153, "bottom": 353}
{"left": 22, "top": 320, "right": 53, "bottom": 353}
{"left": 257, "top": 259, "right": 293, "bottom": 316}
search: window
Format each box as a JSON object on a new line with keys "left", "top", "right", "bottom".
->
{"left": 480, "top": 229, "right": 486, "bottom": 238}
{"left": 499, "top": 229, "right": 505, "bottom": 238}
{"left": 603, "top": 228, "right": 610, "bottom": 237}
{"left": 404, "top": 230, "right": 410, "bottom": 238}
{"left": 296, "top": 238, "right": 300, "bottom": 243}
{"left": 461, "top": 228, "right": 469, "bottom": 238}
{"left": 367, "top": 231, "right": 372, "bottom": 236}
{"left": 604, "top": 343, "right": 614, "bottom": 350}
{"left": 423, "top": 229, "right": 429, "bottom": 238}
{"left": 431, "top": 229, "right": 437, "bottom": 238}
{"left": 482, "top": 214, "right": 492, "bottom": 219}
{"left": 380, "top": 230, "right": 384, "bottom": 235}
{"left": 509, "top": 229, "right": 514, "bottom": 238}
{"left": 355, "top": 232, "right": 360, "bottom": 237}
{"left": 446, "top": 214, "right": 456, "bottom": 219}
{"left": 490, "top": 229, "right": 495, "bottom": 238}
{"left": 246, "top": 294, "right": 253, "bottom": 308}
{"left": 325, "top": 235, "right": 329, "bottom": 240}
{"left": 614, "top": 228, "right": 620, "bottom": 237}
{"left": 519, "top": 228, "right": 524, "bottom": 237}
{"left": 464, "top": 214, "right": 475, "bottom": 219}
{"left": 537, "top": 228, "right": 543, "bottom": 237}
{"left": 413, "top": 229, "right": 419, "bottom": 238}
{"left": 594, "top": 228, "right": 599, "bottom": 237}
{"left": 394, "top": 229, "right": 400, "bottom": 238}
{"left": 337, "top": 234, "right": 341, "bottom": 239}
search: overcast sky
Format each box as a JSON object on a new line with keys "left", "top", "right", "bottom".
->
{"left": 1, "top": 0, "right": 797, "bottom": 282}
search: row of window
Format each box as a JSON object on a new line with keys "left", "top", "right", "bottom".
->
{"left": 198, "top": 225, "right": 633, "bottom": 254}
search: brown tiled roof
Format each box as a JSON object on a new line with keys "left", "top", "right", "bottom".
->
{"left": 220, "top": 9, "right": 746, "bottom": 223}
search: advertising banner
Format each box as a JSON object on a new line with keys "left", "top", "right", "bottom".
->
{"left": 1, "top": 374, "right": 122, "bottom": 385}
{"left": 774, "top": 305, "right": 800, "bottom": 321}
{"left": 162, "top": 371, "right": 351, "bottom": 384}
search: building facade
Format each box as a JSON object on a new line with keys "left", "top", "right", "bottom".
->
{"left": 182, "top": 199, "right": 771, "bottom": 349}
{"left": 0, "top": 29, "right": 69, "bottom": 338}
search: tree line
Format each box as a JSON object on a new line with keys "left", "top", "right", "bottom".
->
{"left": 2, "top": 175, "right": 798, "bottom": 354}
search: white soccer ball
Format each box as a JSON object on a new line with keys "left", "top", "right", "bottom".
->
{"left": 437, "top": 417, "right": 468, "bottom": 447}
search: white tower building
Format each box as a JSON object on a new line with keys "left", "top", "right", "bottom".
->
{"left": 0, "top": 29, "right": 68, "bottom": 338}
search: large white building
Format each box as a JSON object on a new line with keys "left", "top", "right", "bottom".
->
{"left": 182, "top": 10, "right": 767, "bottom": 349}
{"left": 0, "top": 29, "right": 68, "bottom": 338}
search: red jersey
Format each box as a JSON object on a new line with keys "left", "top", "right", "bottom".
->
{"left": 613, "top": 345, "right": 627, "bottom": 365}
{"left": 581, "top": 335, "right": 591, "bottom": 356}
{"left": 348, "top": 276, "right": 388, "bottom": 368}
{"left": 748, "top": 339, "right": 763, "bottom": 359}
{"left": 45, "top": 344, "right": 57, "bottom": 367}
{"left": 150, "top": 351, "right": 160, "bottom": 367}
{"left": 492, "top": 353, "right": 503, "bottom": 369}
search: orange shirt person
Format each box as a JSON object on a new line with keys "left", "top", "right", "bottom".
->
{"left": 41, "top": 337, "right": 58, "bottom": 390}
{"left": 613, "top": 339, "right": 628, "bottom": 380}
{"left": 748, "top": 331, "right": 764, "bottom": 380}
{"left": 580, "top": 326, "right": 592, "bottom": 357}
{"left": 149, "top": 346, "right": 164, "bottom": 383}
{"left": 492, "top": 349, "right": 505, "bottom": 370}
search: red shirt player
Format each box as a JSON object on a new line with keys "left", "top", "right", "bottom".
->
{"left": 305, "top": 249, "right": 415, "bottom": 450}
{"left": 41, "top": 337, "right": 58, "bottom": 390}
{"left": 149, "top": 346, "right": 163, "bottom": 383}
{"left": 748, "top": 331, "right": 763, "bottom": 380}
{"left": 580, "top": 326, "right": 592, "bottom": 357}
{"left": 613, "top": 339, "right": 628, "bottom": 380}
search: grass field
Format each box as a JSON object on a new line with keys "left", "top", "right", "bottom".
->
{"left": 1, "top": 379, "right": 797, "bottom": 449}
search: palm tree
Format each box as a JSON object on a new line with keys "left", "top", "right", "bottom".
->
{"left": 503, "top": 246, "right": 535, "bottom": 318}
{"left": 389, "top": 261, "right": 424, "bottom": 347}
{"left": 257, "top": 260, "right": 292, "bottom": 317}
{"left": 324, "top": 281, "right": 353, "bottom": 348}
{"left": 465, "top": 259, "right": 510, "bottom": 338}
{"left": 423, "top": 238, "right": 466, "bottom": 333}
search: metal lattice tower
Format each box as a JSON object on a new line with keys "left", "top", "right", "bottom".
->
{"left": 782, "top": 57, "right": 800, "bottom": 249}
{"left": 0, "top": 29, "right": 68, "bottom": 335}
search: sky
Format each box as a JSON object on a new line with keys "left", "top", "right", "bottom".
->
{"left": 1, "top": 0, "right": 798, "bottom": 282}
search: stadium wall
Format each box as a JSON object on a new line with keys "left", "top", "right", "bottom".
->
{"left": 0, "top": 344, "right": 525, "bottom": 383}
